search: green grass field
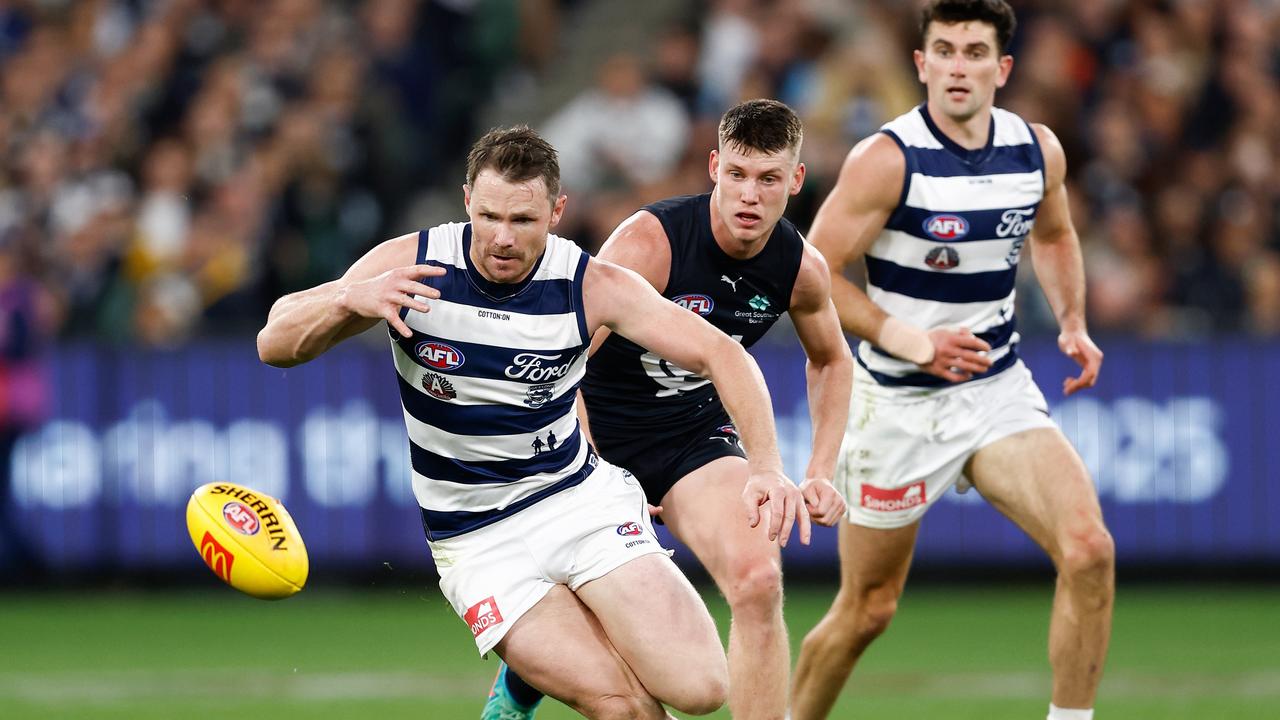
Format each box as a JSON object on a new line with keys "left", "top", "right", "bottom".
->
{"left": 1, "top": 583, "right": 1275, "bottom": 719}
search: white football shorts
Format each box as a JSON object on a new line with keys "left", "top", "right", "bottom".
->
{"left": 836, "top": 360, "right": 1058, "bottom": 529}
{"left": 428, "top": 459, "right": 670, "bottom": 656}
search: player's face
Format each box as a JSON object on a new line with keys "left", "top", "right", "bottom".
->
{"left": 914, "top": 21, "right": 1013, "bottom": 124}
{"left": 463, "top": 169, "right": 566, "bottom": 283}
{"left": 709, "top": 143, "right": 805, "bottom": 244}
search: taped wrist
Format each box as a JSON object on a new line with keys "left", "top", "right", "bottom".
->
{"left": 876, "top": 317, "right": 935, "bottom": 365}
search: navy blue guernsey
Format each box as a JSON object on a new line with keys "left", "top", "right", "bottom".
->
{"left": 583, "top": 193, "right": 804, "bottom": 428}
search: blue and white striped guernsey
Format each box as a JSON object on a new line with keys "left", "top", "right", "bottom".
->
{"left": 392, "top": 222, "right": 594, "bottom": 540}
{"left": 860, "top": 103, "right": 1045, "bottom": 389}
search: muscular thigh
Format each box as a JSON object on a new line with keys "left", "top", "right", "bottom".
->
{"left": 658, "top": 456, "right": 780, "bottom": 587}
{"left": 496, "top": 584, "right": 660, "bottom": 713}
{"left": 966, "top": 427, "right": 1102, "bottom": 558}
{"left": 576, "top": 553, "right": 725, "bottom": 701}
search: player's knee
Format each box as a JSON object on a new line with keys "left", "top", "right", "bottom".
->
{"left": 1059, "top": 523, "right": 1115, "bottom": 586}
{"left": 664, "top": 666, "right": 728, "bottom": 716}
{"left": 856, "top": 595, "right": 898, "bottom": 643}
{"left": 835, "top": 587, "right": 899, "bottom": 646}
{"left": 722, "top": 554, "right": 783, "bottom": 616}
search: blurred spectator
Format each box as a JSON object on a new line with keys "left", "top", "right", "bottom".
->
{"left": 542, "top": 51, "right": 690, "bottom": 194}
{"left": 0, "top": 0, "right": 1277, "bottom": 342}
{"left": 0, "top": 231, "right": 55, "bottom": 577}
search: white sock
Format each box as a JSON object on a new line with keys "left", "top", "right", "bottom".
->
{"left": 1047, "top": 703, "right": 1094, "bottom": 720}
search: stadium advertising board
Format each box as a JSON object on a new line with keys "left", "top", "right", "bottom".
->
{"left": 8, "top": 339, "right": 1278, "bottom": 575}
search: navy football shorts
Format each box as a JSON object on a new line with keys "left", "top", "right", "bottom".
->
{"left": 587, "top": 398, "right": 747, "bottom": 506}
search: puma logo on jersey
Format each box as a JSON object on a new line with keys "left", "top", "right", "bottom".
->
{"left": 720, "top": 275, "right": 741, "bottom": 292}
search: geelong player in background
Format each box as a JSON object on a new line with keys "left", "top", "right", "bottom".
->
{"left": 487, "top": 100, "right": 853, "bottom": 720}
{"left": 258, "top": 127, "right": 811, "bottom": 719}
{"left": 789, "top": 3, "right": 1114, "bottom": 720}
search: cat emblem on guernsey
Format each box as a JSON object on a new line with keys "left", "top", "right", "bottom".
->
{"left": 923, "top": 214, "right": 969, "bottom": 241}
{"left": 416, "top": 341, "right": 465, "bottom": 371}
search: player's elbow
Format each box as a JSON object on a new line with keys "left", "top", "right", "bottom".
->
{"left": 257, "top": 328, "right": 302, "bottom": 368}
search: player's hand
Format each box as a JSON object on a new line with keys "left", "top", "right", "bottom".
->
{"left": 799, "top": 477, "right": 846, "bottom": 526}
{"left": 920, "top": 327, "right": 992, "bottom": 382}
{"left": 742, "top": 470, "right": 811, "bottom": 547}
{"left": 340, "top": 265, "right": 445, "bottom": 338}
{"left": 1058, "top": 328, "right": 1102, "bottom": 396}
{"left": 646, "top": 503, "right": 663, "bottom": 518}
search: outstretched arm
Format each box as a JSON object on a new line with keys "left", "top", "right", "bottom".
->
{"left": 1028, "top": 124, "right": 1102, "bottom": 396}
{"left": 810, "top": 134, "right": 992, "bottom": 381}
{"left": 583, "top": 258, "right": 811, "bottom": 547}
{"left": 257, "top": 233, "right": 443, "bottom": 367}
{"left": 788, "top": 244, "right": 852, "bottom": 525}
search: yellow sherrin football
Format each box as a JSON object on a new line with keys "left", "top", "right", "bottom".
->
{"left": 186, "top": 482, "right": 308, "bottom": 599}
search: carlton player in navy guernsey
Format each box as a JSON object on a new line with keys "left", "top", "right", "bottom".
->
{"left": 790, "top": 4, "right": 1114, "bottom": 720}
{"left": 490, "top": 101, "right": 854, "bottom": 720}
{"left": 257, "top": 127, "right": 814, "bottom": 719}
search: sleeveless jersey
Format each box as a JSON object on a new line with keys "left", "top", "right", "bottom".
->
{"left": 859, "top": 104, "right": 1045, "bottom": 388}
{"left": 392, "top": 222, "right": 595, "bottom": 540}
{"left": 583, "top": 193, "right": 805, "bottom": 426}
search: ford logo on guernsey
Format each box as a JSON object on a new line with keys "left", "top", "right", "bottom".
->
{"left": 416, "top": 341, "right": 465, "bottom": 371}
{"left": 672, "top": 293, "right": 714, "bottom": 316}
{"left": 923, "top": 214, "right": 969, "bottom": 241}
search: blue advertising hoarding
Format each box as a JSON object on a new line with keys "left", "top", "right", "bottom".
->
{"left": 7, "top": 337, "right": 1278, "bottom": 577}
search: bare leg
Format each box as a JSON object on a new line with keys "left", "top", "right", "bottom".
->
{"left": 575, "top": 553, "right": 728, "bottom": 716}
{"left": 496, "top": 584, "right": 669, "bottom": 720}
{"left": 967, "top": 428, "right": 1114, "bottom": 708}
{"left": 660, "top": 457, "right": 787, "bottom": 720}
{"left": 790, "top": 521, "right": 919, "bottom": 720}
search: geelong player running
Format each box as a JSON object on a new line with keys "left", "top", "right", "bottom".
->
{"left": 487, "top": 101, "right": 853, "bottom": 720}
{"left": 259, "top": 127, "right": 809, "bottom": 719}
{"left": 790, "top": 3, "right": 1114, "bottom": 720}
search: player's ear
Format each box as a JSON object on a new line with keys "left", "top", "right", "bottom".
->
{"left": 708, "top": 149, "right": 720, "bottom": 183}
{"left": 996, "top": 54, "right": 1014, "bottom": 88}
{"left": 790, "top": 162, "right": 806, "bottom": 196}
{"left": 913, "top": 48, "right": 927, "bottom": 83}
{"left": 549, "top": 194, "right": 568, "bottom": 228}
{"left": 463, "top": 184, "right": 472, "bottom": 212}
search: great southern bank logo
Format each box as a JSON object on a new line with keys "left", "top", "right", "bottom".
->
{"left": 416, "top": 341, "right": 465, "bottom": 371}
{"left": 672, "top": 293, "right": 714, "bottom": 316}
{"left": 923, "top": 214, "right": 969, "bottom": 241}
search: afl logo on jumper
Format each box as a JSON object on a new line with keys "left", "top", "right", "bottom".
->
{"left": 923, "top": 214, "right": 969, "bottom": 241}
{"left": 672, "top": 293, "right": 714, "bottom": 316}
{"left": 925, "top": 246, "right": 961, "bottom": 270}
{"left": 416, "top": 341, "right": 465, "bottom": 371}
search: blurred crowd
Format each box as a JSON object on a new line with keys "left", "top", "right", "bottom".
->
{"left": 2, "top": 0, "right": 1279, "bottom": 368}
{"left": 547, "top": 0, "right": 1280, "bottom": 339}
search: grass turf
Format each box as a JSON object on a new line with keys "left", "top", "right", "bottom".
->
{"left": 0, "top": 583, "right": 1275, "bottom": 719}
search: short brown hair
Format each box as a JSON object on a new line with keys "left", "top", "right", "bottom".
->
{"left": 920, "top": 0, "right": 1017, "bottom": 55}
{"left": 718, "top": 99, "right": 803, "bottom": 156}
{"left": 465, "top": 126, "right": 561, "bottom": 199}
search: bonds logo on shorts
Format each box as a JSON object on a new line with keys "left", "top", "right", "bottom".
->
{"left": 417, "top": 341, "right": 465, "bottom": 371}
{"left": 463, "top": 596, "right": 503, "bottom": 638}
{"left": 422, "top": 372, "right": 457, "bottom": 400}
{"left": 861, "top": 481, "right": 927, "bottom": 512}
{"left": 523, "top": 383, "right": 555, "bottom": 408}
{"left": 923, "top": 214, "right": 969, "bottom": 241}
{"left": 925, "top": 246, "right": 960, "bottom": 270}
{"left": 672, "top": 293, "right": 714, "bottom": 316}
{"left": 222, "top": 501, "right": 260, "bottom": 535}
{"left": 617, "top": 521, "right": 643, "bottom": 536}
